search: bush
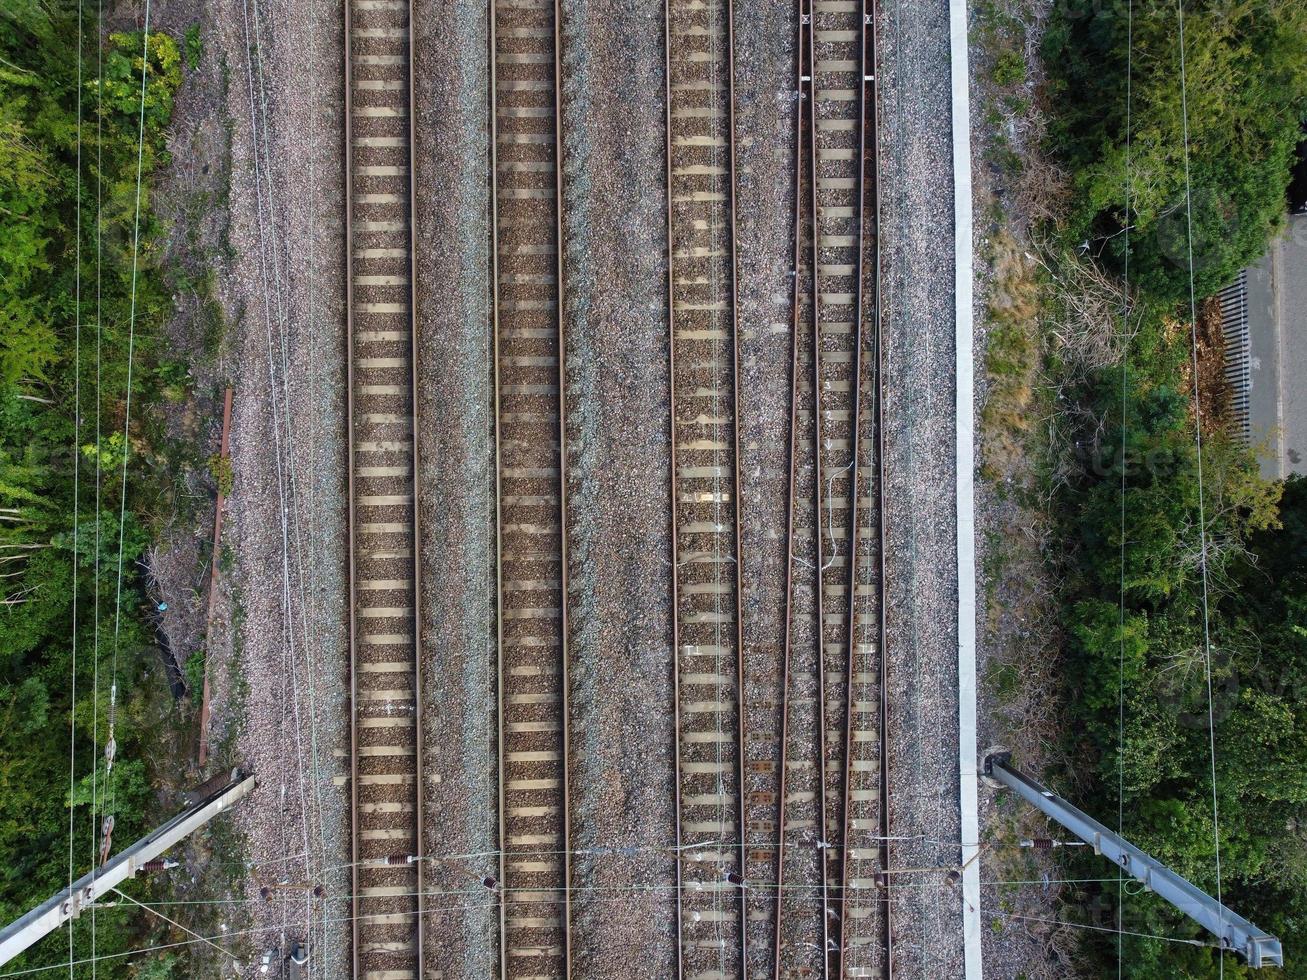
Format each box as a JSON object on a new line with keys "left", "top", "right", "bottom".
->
{"left": 0, "top": 8, "right": 185, "bottom": 976}
{"left": 184, "top": 25, "right": 202, "bottom": 71}
{"left": 991, "top": 49, "right": 1026, "bottom": 87}
{"left": 1043, "top": 0, "right": 1307, "bottom": 303}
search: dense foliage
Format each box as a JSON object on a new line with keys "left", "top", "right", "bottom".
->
{"left": 0, "top": 6, "right": 183, "bottom": 975}
{"left": 1022, "top": 4, "right": 1307, "bottom": 975}
{"left": 1059, "top": 322, "right": 1306, "bottom": 976}
{"left": 1044, "top": 0, "right": 1307, "bottom": 302}
{"left": 1028, "top": 2, "right": 1307, "bottom": 974}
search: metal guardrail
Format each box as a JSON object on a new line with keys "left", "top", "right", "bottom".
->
{"left": 1218, "top": 271, "right": 1251, "bottom": 444}
{"left": 983, "top": 754, "right": 1282, "bottom": 969}
{"left": 0, "top": 772, "right": 256, "bottom": 967}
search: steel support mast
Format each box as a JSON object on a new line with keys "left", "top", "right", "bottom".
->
{"left": 0, "top": 770, "right": 256, "bottom": 966}
{"left": 983, "top": 753, "right": 1282, "bottom": 968}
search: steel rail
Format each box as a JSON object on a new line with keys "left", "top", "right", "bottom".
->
{"left": 407, "top": 0, "right": 426, "bottom": 965}
{"left": 490, "top": 0, "right": 506, "bottom": 967}
{"left": 772, "top": 0, "right": 821, "bottom": 972}
{"left": 871, "top": 1, "right": 891, "bottom": 970}
{"left": 345, "top": 0, "right": 423, "bottom": 973}
{"left": 343, "top": 0, "right": 360, "bottom": 970}
{"left": 663, "top": 0, "right": 687, "bottom": 969}
{"left": 726, "top": 1, "right": 750, "bottom": 970}
{"left": 554, "top": 0, "right": 574, "bottom": 969}
{"left": 491, "top": 0, "right": 572, "bottom": 970}
{"left": 836, "top": 1, "right": 889, "bottom": 975}
{"left": 666, "top": 0, "right": 749, "bottom": 970}
{"left": 834, "top": 0, "right": 870, "bottom": 962}
{"left": 802, "top": 1, "right": 833, "bottom": 966}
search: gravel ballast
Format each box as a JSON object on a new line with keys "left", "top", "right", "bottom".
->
{"left": 201, "top": 0, "right": 353, "bottom": 975}
{"left": 558, "top": 0, "right": 679, "bottom": 973}
{"left": 879, "top": 0, "right": 969, "bottom": 974}
{"left": 411, "top": 1, "right": 499, "bottom": 974}
{"left": 175, "top": 0, "right": 986, "bottom": 974}
{"left": 731, "top": 0, "right": 797, "bottom": 971}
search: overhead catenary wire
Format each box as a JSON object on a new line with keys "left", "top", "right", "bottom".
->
{"left": 236, "top": 0, "right": 319, "bottom": 922}
{"left": 1175, "top": 0, "right": 1225, "bottom": 972}
{"left": 107, "top": 0, "right": 156, "bottom": 823}
{"left": 108, "top": 889, "right": 240, "bottom": 968}
{"left": 234, "top": 0, "right": 333, "bottom": 970}
{"left": 1117, "top": 2, "right": 1134, "bottom": 978}
{"left": 88, "top": 0, "right": 105, "bottom": 970}
{"left": 66, "top": 0, "right": 86, "bottom": 974}
{"left": 0, "top": 874, "right": 1224, "bottom": 980}
{"left": 90, "top": 10, "right": 157, "bottom": 975}
{"left": 246, "top": 0, "right": 318, "bottom": 888}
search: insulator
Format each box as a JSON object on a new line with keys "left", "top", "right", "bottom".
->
{"left": 1021, "top": 838, "right": 1054, "bottom": 850}
{"left": 103, "top": 738, "right": 116, "bottom": 766}
{"left": 726, "top": 871, "right": 744, "bottom": 886}
{"left": 140, "top": 858, "right": 178, "bottom": 873}
{"left": 382, "top": 854, "right": 414, "bottom": 866}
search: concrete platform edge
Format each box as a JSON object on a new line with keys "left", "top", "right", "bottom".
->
{"left": 949, "top": 0, "right": 983, "bottom": 976}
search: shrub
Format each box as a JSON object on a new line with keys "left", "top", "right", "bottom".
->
{"left": 991, "top": 49, "right": 1025, "bottom": 87}
{"left": 1043, "top": 0, "right": 1307, "bottom": 303}
{"left": 184, "top": 24, "right": 202, "bottom": 71}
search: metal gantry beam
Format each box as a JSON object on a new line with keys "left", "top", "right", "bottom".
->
{"left": 983, "top": 753, "right": 1283, "bottom": 969}
{"left": 0, "top": 771, "right": 256, "bottom": 967}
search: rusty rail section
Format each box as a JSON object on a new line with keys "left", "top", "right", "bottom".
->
{"left": 345, "top": 0, "right": 424, "bottom": 975}
{"left": 490, "top": 0, "right": 572, "bottom": 973}
{"left": 197, "top": 386, "right": 233, "bottom": 767}
{"left": 664, "top": 0, "right": 749, "bottom": 973}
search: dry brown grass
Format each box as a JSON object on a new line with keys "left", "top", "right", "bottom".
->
{"left": 980, "top": 233, "right": 1042, "bottom": 480}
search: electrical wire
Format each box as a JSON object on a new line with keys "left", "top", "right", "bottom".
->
{"left": 91, "top": 7, "right": 155, "bottom": 976}
{"left": 1117, "top": 2, "right": 1134, "bottom": 977}
{"left": 0, "top": 873, "right": 1223, "bottom": 980}
{"left": 88, "top": 0, "right": 105, "bottom": 968}
{"left": 108, "top": 889, "right": 240, "bottom": 967}
{"left": 107, "top": 0, "right": 156, "bottom": 823}
{"left": 66, "top": 1, "right": 85, "bottom": 974}
{"left": 1174, "top": 1, "right": 1225, "bottom": 973}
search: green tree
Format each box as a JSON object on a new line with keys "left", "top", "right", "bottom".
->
{"left": 1044, "top": 0, "right": 1307, "bottom": 301}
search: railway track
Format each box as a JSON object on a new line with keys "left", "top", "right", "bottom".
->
{"left": 344, "top": 0, "right": 424, "bottom": 976}
{"left": 806, "top": 0, "right": 872, "bottom": 973}
{"left": 339, "top": 1, "right": 882, "bottom": 976}
{"left": 490, "top": 0, "right": 571, "bottom": 975}
{"left": 774, "top": 1, "right": 827, "bottom": 971}
{"left": 776, "top": 0, "right": 886, "bottom": 977}
{"left": 664, "top": 0, "right": 748, "bottom": 973}
{"left": 834, "top": 4, "right": 887, "bottom": 978}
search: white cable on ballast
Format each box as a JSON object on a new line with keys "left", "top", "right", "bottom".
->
{"left": 246, "top": 0, "right": 318, "bottom": 888}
